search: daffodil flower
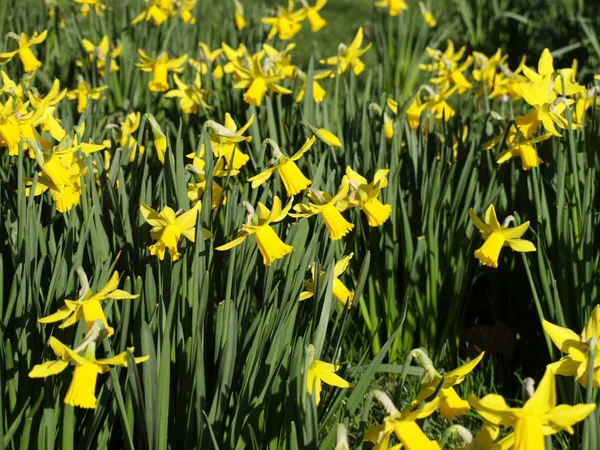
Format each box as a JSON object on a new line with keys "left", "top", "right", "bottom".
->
{"left": 78, "top": 35, "right": 122, "bottom": 77}
{"left": 216, "top": 197, "right": 293, "bottom": 266}
{"left": 66, "top": 79, "right": 107, "bottom": 113}
{"left": 0, "top": 98, "right": 37, "bottom": 156}
{"left": 136, "top": 50, "right": 188, "bottom": 92}
{"left": 0, "top": 30, "right": 47, "bottom": 73}
{"left": 340, "top": 166, "right": 391, "bottom": 227}
{"left": 543, "top": 305, "right": 600, "bottom": 387}
{"left": 419, "top": 2, "right": 437, "bottom": 27}
{"left": 186, "top": 146, "right": 231, "bottom": 208}
{"left": 74, "top": 0, "right": 106, "bottom": 17}
{"left": 29, "top": 325, "right": 148, "bottom": 409}
{"left": 165, "top": 73, "right": 211, "bottom": 114}
{"left": 300, "top": 253, "right": 354, "bottom": 306}
{"left": 221, "top": 42, "right": 248, "bottom": 75}
{"left": 450, "top": 423, "right": 515, "bottom": 450}
{"left": 320, "top": 27, "right": 372, "bottom": 76}
{"left": 295, "top": 69, "right": 329, "bottom": 103}
{"left": 28, "top": 78, "right": 67, "bottom": 143}
{"left": 261, "top": 0, "right": 305, "bottom": 40}
{"left": 0, "top": 70, "right": 29, "bottom": 99}
{"left": 231, "top": 53, "right": 292, "bottom": 106}
{"left": 303, "top": 122, "right": 341, "bottom": 147}
{"left": 374, "top": 0, "right": 408, "bottom": 16}
{"left": 364, "top": 390, "right": 441, "bottom": 450}
{"left": 469, "top": 205, "right": 536, "bottom": 268}
{"left": 131, "top": 0, "right": 174, "bottom": 25}
{"left": 232, "top": 0, "right": 246, "bottom": 29}
{"left": 140, "top": 202, "right": 210, "bottom": 261}
{"left": 469, "top": 369, "right": 595, "bottom": 450}
{"left": 301, "top": 0, "right": 327, "bottom": 32}
{"left": 262, "top": 43, "right": 296, "bottom": 79}
{"left": 119, "top": 111, "right": 145, "bottom": 161}
{"left": 305, "top": 344, "right": 351, "bottom": 405}
{"left": 205, "top": 113, "right": 253, "bottom": 170}
{"left": 411, "top": 348, "right": 485, "bottom": 420}
{"left": 485, "top": 127, "right": 552, "bottom": 171}
{"left": 248, "top": 137, "right": 314, "bottom": 196}
{"left": 189, "top": 43, "right": 224, "bottom": 78}
{"left": 291, "top": 176, "right": 354, "bottom": 240}
{"left": 39, "top": 270, "right": 137, "bottom": 336}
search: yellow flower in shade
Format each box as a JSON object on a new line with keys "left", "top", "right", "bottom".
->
{"left": 305, "top": 345, "right": 351, "bottom": 405}
{"left": 165, "top": 73, "right": 211, "bottom": 114}
{"left": 248, "top": 137, "right": 314, "bottom": 196}
{"left": 189, "top": 43, "right": 224, "bottom": 78}
{"left": 484, "top": 127, "right": 552, "bottom": 171}
{"left": 455, "top": 423, "right": 514, "bottom": 450}
{"left": 131, "top": 0, "right": 173, "bottom": 25}
{"left": 119, "top": 111, "right": 145, "bottom": 161}
{"left": 25, "top": 135, "right": 104, "bottom": 213}
{"left": 38, "top": 270, "right": 137, "bottom": 337}
{"left": 411, "top": 348, "right": 485, "bottom": 420}
{"left": 0, "top": 30, "right": 47, "bottom": 73}
{"left": 320, "top": 27, "right": 372, "bottom": 76}
{"left": 140, "top": 202, "right": 209, "bottom": 261}
{"left": 419, "top": 2, "right": 437, "bottom": 27}
{"left": 340, "top": 166, "right": 391, "bottom": 227}
{"left": 205, "top": 113, "right": 253, "bottom": 170}
{"left": 261, "top": 0, "right": 305, "bottom": 40}
{"left": 186, "top": 147, "right": 231, "bottom": 209}
{"left": 295, "top": 69, "right": 329, "bottom": 103}
{"left": 291, "top": 176, "right": 354, "bottom": 240}
{"left": 74, "top": 0, "right": 106, "bottom": 17}
{"left": 542, "top": 305, "right": 600, "bottom": 387}
{"left": 469, "top": 205, "right": 536, "bottom": 268}
{"left": 300, "top": 253, "right": 354, "bottom": 306}
{"left": 216, "top": 197, "right": 293, "bottom": 266}
{"left": 233, "top": 0, "right": 246, "bottom": 29}
{"left": 78, "top": 35, "right": 122, "bottom": 77}
{"left": 136, "top": 50, "right": 188, "bottom": 92}
{"left": 29, "top": 329, "right": 148, "bottom": 409}
{"left": 301, "top": 0, "right": 327, "bottom": 32}
{"left": 374, "top": 0, "right": 408, "bottom": 16}
{"left": 469, "top": 369, "right": 595, "bottom": 450}
{"left": 231, "top": 53, "right": 292, "bottom": 107}
{"left": 66, "top": 79, "right": 108, "bottom": 113}
{"left": 364, "top": 390, "right": 441, "bottom": 450}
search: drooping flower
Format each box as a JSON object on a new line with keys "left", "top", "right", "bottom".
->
{"left": 364, "top": 390, "right": 441, "bottom": 450}
{"left": 119, "top": 111, "right": 145, "bottom": 161}
{"left": 261, "top": 0, "right": 305, "bottom": 40}
{"left": 291, "top": 176, "right": 354, "bottom": 240}
{"left": 419, "top": 2, "right": 437, "bottom": 27}
{"left": 39, "top": 270, "right": 137, "bottom": 337}
{"left": 233, "top": 0, "right": 246, "bottom": 29}
{"left": 305, "top": 344, "right": 351, "bottom": 405}
{"left": 165, "top": 73, "right": 211, "bottom": 114}
{"left": 320, "top": 27, "right": 372, "bottom": 76}
{"left": 295, "top": 69, "right": 329, "bottom": 103}
{"left": 66, "top": 79, "right": 108, "bottom": 113}
{"left": 0, "top": 30, "right": 48, "bottom": 73}
{"left": 231, "top": 52, "right": 292, "bottom": 106}
{"left": 469, "top": 205, "right": 536, "bottom": 268}
{"left": 216, "top": 197, "right": 293, "bottom": 266}
{"left": 340, "top": 166, "right": 391, "bottom": 227}
{"left": 543, "top": 305, "right": 600, "bottom": 387}
{"left": 136, "top": 50, "right": 188, "bottom": 92}
{"left": 186, "top": 147, "right": 231, "bottom": 208}
{"left": 300, "top": 253, "right": 354, "bottom": 306}
{"left": 77, "top": 35, "right": 122, "bottom": 77}
{"left": 29, "top": 328, "right": 148, "bottom": 409}
{"left": 140, "top": 202, "right": 210, "bottom": 261}
{"left": 205, "top": 113, "right": 253, "bottom": 170}
{"left": 469, "top": 369, "right": 595, "bottom": 450}
{"left": 248, "top": 137, "right": 314, "bottom": 196}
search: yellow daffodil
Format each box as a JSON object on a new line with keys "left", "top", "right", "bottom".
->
{"left": 374, "top": 0, "right": 408, "bottom": 16}
{"left": 178, "top": 0, "right": 197, "bottom": 24}
{"left": 411, "top": 348, "right": 485, "bottom": 420}
{"left": 454, "top": 423, "right": 514, "bottom": 450}
{"left": 301, "top": 0, "right": 327, "bottom": 32}
{"left": 28, "top": 78, "right": 67, "bottom": 143}
{"left": 221, "top": 42, "right": 248, "bottom": 75}
{"left": 291, "top": 176, "right": 354, "bottom": 240}
{"left": 469, "top": 369, "right": 595, "bottom": 450}
{"left": 189, "top": 43, "right": 224, "bottom": 78}
{"left": 131, "top": 0, "right": 174, "bottom": 25}
{"left": 320, "top": 27, "right": 372, "bottom": 76}
{"left": 300, "top": 253, "right": 354, "bottom": 306}
{"left": 543, "top": 305, "right": 600, "bottom": 387}
{"left": 233, "top": 0, "right": 246, "bottom": 29}
{"left": 186, "top": 147, "right": 231, "bottom": 208}
{"left": 310, "top": 125, "right": 342, "bottom": 147}
{"left": 74, "top": 0, "right": 106, "bottom": 17}
{"left": 165, "top": 73, "right": 211, "bottom": 114}
{"left": 78, "top": 35, "right": 122, "bottom": 77}
{"left": 145, "top": 114, "right": 167, "bottom": 163}
{"left": 39, "top": 270, "right": 137, "bottom": 337}
{"left": 262, "top": 43, "right": 296, "bottom": 79}
{"left": 0, "top": 98, "right": 39, "bottom": 156}
{"left": 295, "top": 69, "right": 329, "bottom": 103}
{"left": 136, "top": 50, "right": 188, "bottom": 92}
{"left": 419, "top": 2, "right": 437, "bottom": 27}
{"left": 340, "top": 166, "right": 391, "bottom": 227}
{"left": 364, "top": 390, "right": 441, "bottom": 450}
{"left": 261, "top": 0, "right": 305, "bottom": 40}
{"left": 0, "top": 70, "right": 29, "bottom": 100}
{"left": 0, "top": 30, "right": 47, "bottom": 73}
{"left": 119, "top": 111, "right": 145, "bottom": 161}
{"left": 231, "top": 52, "right": 292, "bottom": 106}
{"left": 485, "top": 127, "right": 552, "bottom": 171}
{"left": 66, "top": 79, "right": 107, "bottom": 113}
{"left": 141, "top": 202, "right": 209, "bottom": 261}
{"left": 248, "top": 137, "right": 314, "bottom": 196}
{"left": 205, "top": 113, "right": 253, "bottom": 170}
{"left": 469, "top": 205, "right": 536, "bottom": 268}
{"left": 305, "top": 345, "right": 351, "bottom": 405}
{"left": 216, "top": 197, "right": 293, "bottom": 266}
{"left": 29, "top": 328, "right": 148, "bottom": 409}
